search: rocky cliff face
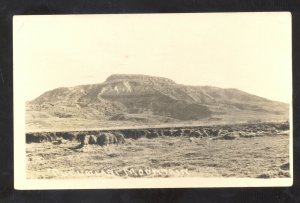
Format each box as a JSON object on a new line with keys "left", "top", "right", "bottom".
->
{"left": 27, "top": 74, "right": 289, "bottom": 123}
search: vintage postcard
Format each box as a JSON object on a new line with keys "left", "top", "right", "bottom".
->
{"left": 13, "top": 12, "right": 292, "bottom": 189}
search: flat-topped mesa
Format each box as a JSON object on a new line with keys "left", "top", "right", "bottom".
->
{"left": 26, "top": 73, "right": 289, "bottom": 126}
{"left": 105, "top": 74, "right": 176, "bottom": 84}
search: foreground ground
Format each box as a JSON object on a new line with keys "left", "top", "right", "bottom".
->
{"left": 26, "top": 133, "right": 290, "bottom": 179}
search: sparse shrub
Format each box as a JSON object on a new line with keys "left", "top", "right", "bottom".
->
{"left": 26, "top": 133, "right": 38, "bottom": 143}
{"left": 45, "top": 134, "right": 52, "bottom": 142}
{"left": 107, "top": 133, "right": 118, "bottom": 143}
{"left": 146, "top": 132, "right": 159, "bottom": 139}
{"left": 120, "top": 130, "right": 136, "bottom": 139}
{"left": 280, "top": 162, "right": 289, "bottom": 170}
{"left": 77, "top": 133, "right": 89, "bottom": 145}
{"left": 114, "top": 132, "right": 126, "bottom": 144}
{"left": 26, "top": 133, "right": 50, "bottom": 143}
{"left": 276, "top": 123, "right": 289, "bottom": 131}
{"left": 97, "top": 133, "right": 110, "bottom": 146}
{"left": 137, "top": 130, "right": 147, "bottom": 139}
{"left": 157, "top": 130, "right": 163, "bottom": 136}
{"left": 88, "top": 135, "right": 97, "bottom": 144}
{"left": 212, "top": 129, "right": 219, "bottom": 136}
{"left": 214, "top": 132, "right": 238, "bottom": 140}
{"left": 204, "top": 128, "right": 213, "bottom": 136}
{"left": 218, "top": 130, "right": 229, "bottom": 136}
{"left": 257, "top": 173, "right": 271, "bottom": 179}
{"left": 173, "top": 129, "right": 183, "bottom": 136}
{"left": 182, "top": 129, "right": 191, "bottom": 136}
{"left": 240, "top": 132, "right": 256, "bottom": 138}
{"left": 60, "top": 132, "right": 76, "bottom": 141}
{"left": 77, "top": 133, "right": 85, "bottom": 142}
{"left": 190, "top": 131, "right": 201, "bottom": 138}
{"left": 278, "top": 170, "right": 290, "bottom": 177}
{"left": 53, "top": 139, "right": 62, "bottom": 145}
{"left": 162, "top": 130, "right": 172, "bottom": 136}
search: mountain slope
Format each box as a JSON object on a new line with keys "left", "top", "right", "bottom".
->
{"left": 26, "top": 74, "right": 289, "bottom": 131}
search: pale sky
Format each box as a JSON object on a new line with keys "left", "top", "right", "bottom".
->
{"left": 13, "top": 12, "right": 292, "bottom": 103}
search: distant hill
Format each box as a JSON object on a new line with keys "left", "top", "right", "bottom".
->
{"left": 26, "top": 74, "right": 289, "bottom": 131}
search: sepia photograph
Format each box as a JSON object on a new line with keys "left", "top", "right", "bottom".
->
{"left": 13, "top": 12, "right": 292, "bottom": 189}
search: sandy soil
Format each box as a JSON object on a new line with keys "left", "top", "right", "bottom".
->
{"left": 26, "top": 134, "right": 290, "bottom": 179}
